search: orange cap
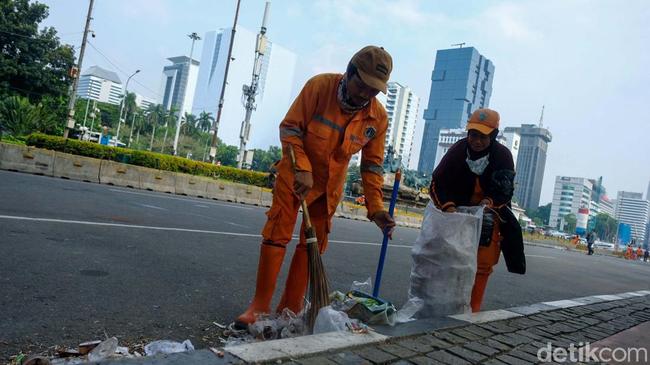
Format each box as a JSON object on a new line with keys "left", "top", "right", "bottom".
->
{"left": 350, "top": 46, "right": 393, "bottom": 93}
{"left": 466, "top": 108, "right": 500, "bottom": 135}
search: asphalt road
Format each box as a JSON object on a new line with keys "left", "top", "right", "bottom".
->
{"left": 1, "top": 170, "right": 649, "bottom": 359}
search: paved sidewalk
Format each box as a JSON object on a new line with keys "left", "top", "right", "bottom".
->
{"left": 92, "top": 291, "right": 650, "bottom": 364}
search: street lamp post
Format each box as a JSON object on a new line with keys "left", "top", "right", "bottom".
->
{"left": 116, "top": 69, "right": 140, "bottom": 143}
{"left": 172, "top": 32, "right": 201, "bottom": 156}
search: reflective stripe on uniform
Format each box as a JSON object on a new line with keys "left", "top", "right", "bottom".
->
{"left": 361, "top": 161, "right": 384, "bottom": 176}
{"left": 313, "top": 114, "right": 343, "bottom": 132}
{"left": 280, "top": 126, "right": 303, "bottom": 139}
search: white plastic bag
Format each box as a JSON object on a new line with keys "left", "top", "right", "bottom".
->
{"left": 144, "top": 340, "right": 194, "bottom": 356}
{"left": 395, "top": 297, "right": 424, "bottom": 323}
{"left": 408, "top": 202, "right": 483, "bottom": 317}
{"left": 313, "top": 306, "right": 352, "bottom": 334}
{"left": 88, "top": 337, "right": 118, "bottom": 361}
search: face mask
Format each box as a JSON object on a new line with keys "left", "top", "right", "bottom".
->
{"left": 466, "top": 152, "right": 490, "bottom": 175}
{"left": 337, "top": 75, "right": 367, "bottom": 114}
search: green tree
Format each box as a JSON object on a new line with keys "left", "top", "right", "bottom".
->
{"left": 0, "top": 0, "right": 74, "bottom": 102}
{"left": 197, "top": 111, "right": 214, "bottom": 133}
{"left": 216, "top": 143, "right": 239, "bottom": 167}
{"left": 0, "top": 95, "right": 57, "bottom": 136}
{"left": 526, "top": 203, "right": 552, "bottom": 226}
{"left": 345, "top": 164, "right": 362, "bottom": 196}
{"left": 593, "top": 213, "right": 618, "bottom": 242}
{"left": 563, "top": 213, "right": 577, "bottom": 234}
{"left": 251, "top": 145, "right": 282, "bottom": 172}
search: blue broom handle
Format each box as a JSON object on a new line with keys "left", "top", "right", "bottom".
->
{"left": 373, "top": 169, "right": 401, "bottom": 297}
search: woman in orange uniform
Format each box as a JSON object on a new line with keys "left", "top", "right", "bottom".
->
{"left": 429, "top": 108, "right": 525, "bottom": 312}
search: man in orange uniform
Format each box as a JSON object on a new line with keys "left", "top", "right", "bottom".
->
{"left": 235, "top": 46, "right": 396, "bottom": 328}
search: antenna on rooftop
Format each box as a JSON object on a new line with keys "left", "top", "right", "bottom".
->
{"left": 451, "top": 42, "right": 465, "bottom": 48}
{"left": 538, "top": 105, "right": 545, "bottom": 127}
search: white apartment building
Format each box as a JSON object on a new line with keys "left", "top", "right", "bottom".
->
{"left": 501, "top": 129, "right": 521, "bottom": 167}
{"left": 135, "top": 93, "right": 155, "bottom": 111}
{"left": 376, "top": 82, "right": 419, "bottom": 167}
{"left": 159, "top": 56, "right": 200, "bottom": 117}
{"left": 549, "top": 176, "right": 593, "bottom": 230}
{"left": 615, "top": 191, "right": 650, "bottom": 242}
{"left": 192, "top": 27, "right": 296, "bottom": 148}
{"left": 76, "top": 66, "right": 123, "bottom": 105}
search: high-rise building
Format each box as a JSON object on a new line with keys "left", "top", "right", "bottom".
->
{"left": 134, "top": 93, "right": 155, "bottom": 110}
{"left": 506, "top": 124, "right": 552, "bottom": 210}
{"left": 77, "top": 66, "right": 123, "bottom": 105}
{"left": 549, "top": 176, "right": 593, "bottom": 230}
{"left": 376, "top": 82, "right": 419, "bottom": 167}
{"left": 159, "top": 56, "right": 200, "bottom": 117}
{"left": 646, "top": 181, "right": 650, "bottom": 201}
{"left": 615, "top": 191, "right": 650, "bottom": 242}
{"left": 501, "top": 129, "right": 521, "bottom": 167}
{"left": 192, "top": 27, "right": 296, "bottom": 148}
{"left": 417, "top": 46, "right": 494, "bottom": 174}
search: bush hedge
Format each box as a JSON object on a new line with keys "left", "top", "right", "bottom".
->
{"left": 25, "top": 133, "right": 268, "bottom": 187}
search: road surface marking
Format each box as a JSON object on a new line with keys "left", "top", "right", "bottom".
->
{"left": 526, "top": 255, "right": 555, "bottom": 259}
{"left": 138, "top": 204, "right": 167, "bottom": 210}
{"left": 108, "top": 188, "right": 255, "bottom": 210}
{"left": 0, "top": 215, "right": 411, "bottom": 248}
{"left": 195, "top": 205, "right": 210, "bottom": 208}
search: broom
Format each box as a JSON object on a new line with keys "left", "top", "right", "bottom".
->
{"left": 287, "top": 144, "right": 330, "bottom": 332}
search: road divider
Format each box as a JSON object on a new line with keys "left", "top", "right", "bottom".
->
{"left": 0, "top": 142, "right": 423, "bottom": 228}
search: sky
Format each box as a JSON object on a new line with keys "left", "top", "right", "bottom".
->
{"left": 40, "top": 0, "right": 650, "bottom": 206}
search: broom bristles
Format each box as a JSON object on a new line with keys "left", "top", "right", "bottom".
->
{"left": 305, "top": 227, "right": 330, "bottom": 332}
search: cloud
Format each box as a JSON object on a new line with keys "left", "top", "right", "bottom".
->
{"left": 478, "top": 2, "right": 542, "bottom": 42}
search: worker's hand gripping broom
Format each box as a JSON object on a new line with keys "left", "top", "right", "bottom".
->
{"left": 287, "top": 144, "right": 330, "bottom": 332}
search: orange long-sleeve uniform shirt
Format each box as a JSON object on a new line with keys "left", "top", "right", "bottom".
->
{"left": 276, "top": 73, "right": 387, "bottom": 220}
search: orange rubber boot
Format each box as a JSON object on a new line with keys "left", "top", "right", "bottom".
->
{"left": 235, "top": 243, "right": 286, "bottom": 327}
{"left": 275, "top": 245, "right": 309, "bottom": 315}
{"left": 470, "top": 273, "right": 490, "bottom": 312}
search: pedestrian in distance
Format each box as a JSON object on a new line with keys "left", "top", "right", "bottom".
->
{"left": 644, "top": 248, "right": 649, "bottom": 262}
{"left": 234, "top": 46, "right": 396, "bottom": 328}
{"left": 429, "top": 108, "right": 525, "bottom": 312}
{"left": 586, "top": 231, "right": 596, "bottom": 255}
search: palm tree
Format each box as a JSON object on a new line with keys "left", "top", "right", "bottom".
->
{"left": 147, "top": 104, "right": 165, "bottom": 151}
{"left": 197, "top": 111, "right": 214, "bottom": 133}
{"left": 181, "top": 112, "right": 198, "bottom": 137}
{"left": 161, "top": 106, "right": 178, "bottom": 154}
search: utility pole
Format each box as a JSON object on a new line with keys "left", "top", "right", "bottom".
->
{"left": 210, "top": 0, "right": 241, "bottom": 164}
{"left": 64, "top": 0, "right": 95, "bottom": 139}
{"left": 173, "top": 32, "right": 201, "bottom": 156}
{"left": 237, "top": 1, "right": 270, "bottom": 169}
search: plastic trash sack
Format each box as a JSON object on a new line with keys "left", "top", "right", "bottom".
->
{"left": 144, "top": 340, "right": 194, "bottom": 356}
{"left": 313, "top": 306, "right": 352, "bottom": 334}
{"left": 408, "top": 202, "right": 483, "bottom": 318}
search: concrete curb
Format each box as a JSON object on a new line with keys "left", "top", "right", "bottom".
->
{"left": 217, "top": 290, "right": 650, "bottom": 363}
{"left": 88, "top": 289, "right": 650, "bottom": 364}
{"left": 0, "top": 143, "right": 420, "bottom": 228}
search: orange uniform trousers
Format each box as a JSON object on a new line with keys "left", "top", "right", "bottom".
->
{"left": 469, "top": 178, "right": 501, "bottom": 312}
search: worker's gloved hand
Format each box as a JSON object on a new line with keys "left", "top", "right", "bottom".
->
{"left": 293, "top": 171, "right": 313, "bottom": 199}
{"left": 479, "top": 209, "right": 494, "bottom": 247}
{"left": 372, "top": 210, "right": 396, "bottom": 239}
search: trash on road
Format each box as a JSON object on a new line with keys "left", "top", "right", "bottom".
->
{"left": 313, "top": 306, "right": 352, "bottom": 334}
{"left": 143, "top": 339, "right": 194, "bottom": 356}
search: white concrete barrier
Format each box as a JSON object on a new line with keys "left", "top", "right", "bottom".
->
{"left": 174, "top": 174, "right": 210, "bottom": 197}
{"left": 139, "top": 167, "right": 175, "bottom": 193}
{"left": 260, "top": 189, "right": 273, "bottom": 207}
{"left": 99, "top": 160, "right": 140, "bottom": 188}
{"left": 234, "top": 182, "right": 262, "bottom": 205}
{"left": 0, "top": 143, "right": 54, "bottom": 176}
{"left": 205, "top": 180, "right": 238, "bottom": 202}
{"left": 53, "top": 151, "right": 101, "bottom": 183}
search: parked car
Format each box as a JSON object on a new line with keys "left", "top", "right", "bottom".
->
{"left": 593, "top": 241, "right": 615, "bottom": 251}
